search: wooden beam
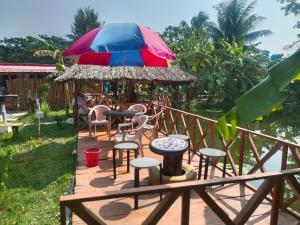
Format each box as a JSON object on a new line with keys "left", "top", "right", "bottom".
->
{"left": 60, "top": 168, "right": 300, "bottom": 204}
{"left": 248, "top": 142, "right": 282, "bottom": 175}
{"left": 68, "top": 202, "right": 106, "bottom": 225}
{"left": 195, "top": 188, "right": 234, "bottom": 225}
{"left": 271, "top": 177, "right": 284, "bottom": 225}
{"left": 142, "top": 192, "right": 180, "bottom": 225}
{"left": 239, "top": 132, "right": 246, "bottom": 175}
{"left": 60, "top": 203, "right": 67, "bottom": 225}
{"left": 181, "top": 190, "right": 191, "bottom": 225}
{"left": 248, "top": 134, "right": 265, "bottom": 173}
{"left": 233, "top": 177, "right": 279, "bottom": 225}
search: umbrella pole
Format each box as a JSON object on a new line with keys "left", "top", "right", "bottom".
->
{"left": 150, "top": 81, "right": 154, "bottom": 103}
{"left": 74, "top": 81, "right": 79, "bottom": 129}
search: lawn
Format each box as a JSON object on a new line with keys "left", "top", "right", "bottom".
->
{"left": 0, "top": 110, "right": 76, "bottom": 225}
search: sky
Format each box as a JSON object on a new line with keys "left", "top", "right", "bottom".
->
{"left": 0, "top": 0, "right": 298, "bottom": 54}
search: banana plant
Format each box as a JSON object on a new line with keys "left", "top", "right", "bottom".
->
{"left": 217, "top": 50, "right": 300, "bottom": 141}
{"left": 32, "top": 38, "right": 70, "bottom": 116}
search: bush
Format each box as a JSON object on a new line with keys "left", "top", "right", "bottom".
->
{"left": 41, "top": 102, "right": 50, "bottom": 117}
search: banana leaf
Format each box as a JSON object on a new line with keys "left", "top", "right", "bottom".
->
{"left": 217, "top": 50, "right": 300, "bottom": 141}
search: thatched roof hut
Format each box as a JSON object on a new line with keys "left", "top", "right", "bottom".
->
{"left": 55, "top": 64, "right": 195, "bottom": 84}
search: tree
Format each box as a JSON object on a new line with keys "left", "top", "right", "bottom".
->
{"left": 209, "top": 0, "right": 272, "bottom": 44}
{"left": 0, "top": 35, "right": 69, "bottom": 63}
{"left": 67, "top": 7, "right": 104, "bottom": 41}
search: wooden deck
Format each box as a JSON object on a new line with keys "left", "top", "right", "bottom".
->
{"left": 73, "top": 129, "right": 300, "bottom": 225}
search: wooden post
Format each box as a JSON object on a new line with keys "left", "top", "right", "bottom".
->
{"left": 239, "top": 132, "right": 245, "bottom": 175}
{"left": 271, "top": 177, "right": 283, "bottom": 225}
{"left": 74, "top": 81, "right": 79, "bottom": 127}
{"left": 60, "top": 203, "right": 66, "bottom": 225}
{"left": 181, "top": 190, "right": 190, "bottom": 225}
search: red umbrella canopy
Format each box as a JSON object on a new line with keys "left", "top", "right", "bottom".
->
{"left": 63, "top": 23, "right": 176, "bottom": 67}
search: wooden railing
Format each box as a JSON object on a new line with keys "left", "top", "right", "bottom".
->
{"left": 62, "top": 104, "right": 300, "bottom": 224}
{"left": 154, "top": 105, "right": 300, "bottom": 216}
{"left": 60, "top": 169, "right": 300, "bottom": 225}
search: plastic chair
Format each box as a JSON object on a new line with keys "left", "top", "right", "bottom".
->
{"left": 124, "top": 104, "right": 147, "bottom": 122}
{"left": 143, "top": 110, "right": 164, "bottom": 139}
{"left": 115, "top": 115, "right": 148, "bottom": 156}
{"left": 88, "top": 105, "right": 111, "bottom": 137}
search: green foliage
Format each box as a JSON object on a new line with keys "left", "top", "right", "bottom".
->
{"left": 67, "top": 7, "right": 104, "bottom": 41}
{"left": 41, "top": 102, "right": 50, "bottom": 117}
{"left": 0, "top": 35, "right": 70, "bottom": 63}
{"left": 37, "top": 83, "right": 50, "bottom": 103}
{"left": 209, "top": 0, "right": 272, "bottom": 44}
{"left": 0, "top": 110, "right": 76, "bottom": 224}
{"left": 218, "top": 50, "right": 300, "bottom": 140}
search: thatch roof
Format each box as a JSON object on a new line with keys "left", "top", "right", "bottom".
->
{"left": 55, "top": 64, "right": 195, "bottom": 84}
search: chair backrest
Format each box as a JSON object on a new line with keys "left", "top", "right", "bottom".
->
{"left": 89, "top": 105, "right": 110, "bottom": 122}
{"left": 132, "top": 115, "right": 148, "bottom": 140}
{"left": 135, "top": 115, "right": 148, "bottom": 130}
{"left": 128, "top": 104, "right": 147, "bottom": 114}
{"left": 152, "top": 110, "right": 164, "bottom": 127}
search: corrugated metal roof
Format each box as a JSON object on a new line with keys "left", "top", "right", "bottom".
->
{"left": 0, "top": 63, "right": 56, "bottom": 74}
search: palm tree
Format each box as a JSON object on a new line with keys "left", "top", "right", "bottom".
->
{"left": 210, "top": 0, "right": 272, "bottom": 44}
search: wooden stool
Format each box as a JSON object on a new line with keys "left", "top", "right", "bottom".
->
{"left": 130, "top": 157, "right": 162, "bottom": 209}
{"left": 168, "top": 134, "right": 192, "bottom": 164}
{"left": 198, "top": 148, "right": 227, "bottom": 180}
{"left": 113, "top": 142, "right": 138, "bottom": 179}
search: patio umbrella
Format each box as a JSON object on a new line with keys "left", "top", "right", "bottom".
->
{"left": 63, "top": 23, "right": 176, "bottom": 67}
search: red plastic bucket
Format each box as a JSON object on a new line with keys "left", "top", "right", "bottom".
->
{"left": 86, "top": 148, "right": 101, "bottom": 167}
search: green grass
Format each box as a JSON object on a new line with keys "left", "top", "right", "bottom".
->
{"left": 0, "top": 110, "right": 76, "bottom": 225}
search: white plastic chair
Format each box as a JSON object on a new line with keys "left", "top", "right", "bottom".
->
{"left": 115, "top": 115, "right": 148, "bottom": 156}
{"left": 143, "top": 110, "right": 164, "bottom": 139}
{"left": 88, "top": 105, "right": 111, "bottom": 137}
{"left": 124, "top": 104, "right": 147, "bottom": 122}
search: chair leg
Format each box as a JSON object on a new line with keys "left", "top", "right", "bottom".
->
{"left": 198, "top": 154, "right": 203, "bottom": 180}
{"left": 127, "top": 150, "right": 130, "bottom": 173}
{"left": 89, "top": 125, "right": 92, "bottom": 137}
{"left": 94, "top": 125, "right": 96, "bottom": 135}
{"left": 113, "top": 149, "right": 116, "bottom": 179}
{"left": 134, "top": 168, "right": 140, "bottom": 209}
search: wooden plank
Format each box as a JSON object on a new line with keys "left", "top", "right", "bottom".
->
{"left": 286, "top": 175, "right": 300, "bottom": 199}
{"left": 60, "top": 203, "right": 67, "bottom": 225}
{"left": 248, "top": 142, "right": 283, "bottom": 175}
{"left": 60, "top": 168, "right": 300, "bottom": 204}
{"left": 195, "top": 188, "right": 235, "bottom": 225}
{"left": 181, "top": 190, "right": 191, "bottom": 225}
{"left": 290, "top": 146, "right": 300, "bottom": 167}
{"left": 248, "top": 134, "right": 265, "bottom": 173}
{"left": 233, "top": 177, "right": 278, "bottom": 225}
{"left": 239, "top": 132, "right": 245, "bottom": 175}
{"left": 68, "top": 202, "right": 106, "bottom": 225}
{"left": 0, "top": 122, "right": 22, "bottom": 127}
{"left": 211, "top": 122, "right": 215, "bottom": 147}
{"left": 271, "top": 177, "right": 284, "bottom": 225}
{"left": 142, "top": 192, "right": 180, "bottom": 225}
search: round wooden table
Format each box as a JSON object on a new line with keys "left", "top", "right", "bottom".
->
{"left": 149, "top": 137, "right": 188, "bottom": 176}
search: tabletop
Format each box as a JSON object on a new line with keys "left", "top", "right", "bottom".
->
{"left": 168, "top": 134, "right": 190, "bottom": 141}
{"left": 149, "top": 137, "right": 188, "bottom": 156}
{"left": 104, "top": 110, "right": 138, "bottom": 117}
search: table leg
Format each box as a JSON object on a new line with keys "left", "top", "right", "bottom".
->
{"left": 198, "top": 154, "right": 203, "bottom": 180}
{"left": 113, "top": 149, "right": 116, "bottom": 179}
{"left": 162, "top": 154, "right": 184, "bottom": 176}
{"left": 159, "top": 164, "right": 162, "bottom": 201}
{"left": 134, "top": 168, "right": 140, "bottom": 209}
{"left": 127, "top": 150, "right": 130, "bottom": 173}
{"left": 204, "top": 156, "right": 210, "bottom": 180}
{"left": 134, "top": 149, "right": 138, "bottom": 158}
